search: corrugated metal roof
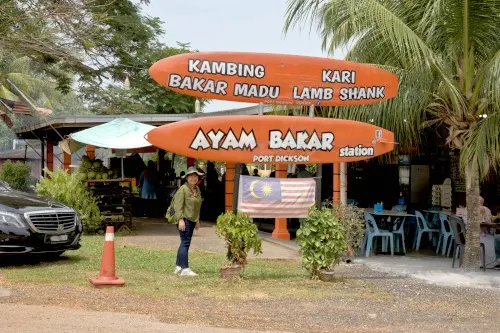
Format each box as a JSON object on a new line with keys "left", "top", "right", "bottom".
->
{"left": 13, "top": 104, "right": 275, "bottom": 137}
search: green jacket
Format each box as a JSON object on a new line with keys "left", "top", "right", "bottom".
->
{"left": 172, "top": 184, "right": 202, "bottom": 222}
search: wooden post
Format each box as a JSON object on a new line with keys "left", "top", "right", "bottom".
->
{"left": 309, "top": 104, "right": 322, "bottom": 208}
{"left": 40, "top": 140, "right": 45, "bottom": 177}
{"left": 272, "top": 164, "right": 290, "bottom": 240}
{"left": 86, "top": 145, "right": 95, "bottom": 160}
{"left": 225, "top": 163, "right": 236, "bottom": 212}
{"left": 63, "top": 152, "right": 71, "bottom": 173}
{"left": 46, "top": 141, "right": 54, "bottom": 172}
{"left": 340, "top": 162, "right": 347, "bottom": 204}
{"left": 232, "top": 164, "right": 242, "bottom": 213}
{"left": 333, "top": 163, "right": 341, "bottom": 203}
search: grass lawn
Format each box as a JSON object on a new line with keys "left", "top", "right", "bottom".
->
{"left": 1, "top": 235, "right": 386, "bottom": 301}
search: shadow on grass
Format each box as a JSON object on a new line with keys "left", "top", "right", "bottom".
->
{"left": 0, "top": 253, "right": 86, "bottom": 268}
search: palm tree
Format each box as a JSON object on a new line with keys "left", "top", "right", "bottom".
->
{"left": 0, "top": 54, "right": 86, "bottom": 116}
{"left": 284, "top": 0, "right": 500, "bottom": 269}
{"left": 0, "top": 54, "right": 64, "bottom": 109}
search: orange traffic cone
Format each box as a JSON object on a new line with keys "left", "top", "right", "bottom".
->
{"left": 89, "top": 226, "right": 125, "bottom": 288}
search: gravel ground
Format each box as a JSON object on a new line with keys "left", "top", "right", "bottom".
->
{"left": 2, "top": 263, "right": 500, "bottom": 333}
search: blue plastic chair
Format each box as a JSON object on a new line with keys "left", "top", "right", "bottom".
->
{"left": 391, "top": 217, "right": 407, "bottom": 253}
{"left": 437, "top": 213, "right": 454, "bottom": 257}
{"left": 363, "top": 213, "right": 394, "bottom": 257}
{"left": 413, "top": 211, "right": 440, "bottom": 250}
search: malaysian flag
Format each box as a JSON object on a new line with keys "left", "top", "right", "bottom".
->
{"left": 237, "top": 175, "right": 315, "bottom": 218}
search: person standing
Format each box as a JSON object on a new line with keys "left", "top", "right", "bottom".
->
{"left": 139, "top": 160, "right": 159, "bottom": 217}
{"left": 296, "top": 164, "right": 312, "bottom": 178}
{"left": 253, "top": 168, "right": 260, "bottom": 177}
{"left": 172, "top": 167, "right": 204, "bottom": 276}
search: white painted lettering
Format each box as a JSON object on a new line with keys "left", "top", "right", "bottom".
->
{"left": 339, "top": 86, "right": 386, "bottom": 101}
{"left": 220, "top": 129, "right": 239, "bottom": 150}
{"left": 239, "top": 130, "right": 257, "bottom": 150}
{"left": 269, "top": 130, "right": 282, "bottom": 149}
{"left": 187, "top": 59, "right": 266, "bottom": 78}
{"left": 207, "top": 130, "right": 225, "bottom": 149}
{"left": 307, "top": 132, "right": 323, "bottom": 150}
{"left": 190, "top": 129, "right": 210, "bottom": 150}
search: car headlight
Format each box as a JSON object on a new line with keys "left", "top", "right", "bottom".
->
{"left": 75, "top": 212, "right": 82, "bottom": 226}
{"left": 0, "top": 211, "right": 24, "bottom": 228}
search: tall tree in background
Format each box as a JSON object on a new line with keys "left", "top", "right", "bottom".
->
{"left": 0, "top": 0, "right": 160, "bottom": 89}
{"left": 1, "top": 0, "right": 199, "bottom": 114}
{"left": 0, "top": 54, "right": 84, "bottom": 113}
{"left": 0, "top": 53, "right": 86, "bottom": 150}
{"left": 284, "top": 0, "right": 500, "bottom": 269}
{"left": 81, "top": 42, "right": 202, "bottom": 114}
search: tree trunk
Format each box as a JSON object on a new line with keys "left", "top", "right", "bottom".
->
{"left": 462, "top": 166, "right": 481, "bottom": 270}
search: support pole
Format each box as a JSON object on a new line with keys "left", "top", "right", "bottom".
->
{"left": 40, "top": 139, "right": 45, "bottom": 177}
{"left": 63, "top": 152, "right": 71, "bottom": 173}
{"left": 232, "top": 164, "right": 242, "bottom": 213}
{"left": 86, "top": 145, "right": 95, "bottom": 160}
{"left": 272, "top": 164, "right": 290, "bottom": 240}
{"left": 333, "top": 163, "right": 340, "bottom": 203}
{"left": 224, "top": 163, "right": 236, "bottom": 212}
{"left": 309, "top": 104, "right": 322, "bottom": 208}
{"left": 258, "top": 102, "right": 264, "bottom": 116}
{"left": 340, "top": 162, "right": 347, "bottom": 204}
{"left": 46, "top": 141, "right": 54, "bottom": 172}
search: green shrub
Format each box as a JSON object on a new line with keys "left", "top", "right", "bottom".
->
{"left": 296, "top": 206, "right": 347, "bottom": 279}
{"left": 216, "top": 211, "right": 262, "bottom": 268}
{"left": 36, "top": 168, "right": 101, "bottom": 233}
{"left": 328, "top": 202, "right": 365, "bottom": 256}
{"left": 0, "top": 160, "right": 32, "bottom": 191}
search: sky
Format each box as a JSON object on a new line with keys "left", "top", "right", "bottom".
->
{"left": 142, "top": 0, "right": 347, "bottom": 112}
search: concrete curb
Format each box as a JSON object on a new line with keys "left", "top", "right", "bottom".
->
{"left": 258, "top": 231, "right": 299, "bottom": 252}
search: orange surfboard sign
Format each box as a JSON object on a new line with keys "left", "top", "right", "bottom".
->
{"left": 149, "top": 52, "right": 399, "bottom": 107}
{"left": 145, "top": 116, "right": 395, "bottom": 164}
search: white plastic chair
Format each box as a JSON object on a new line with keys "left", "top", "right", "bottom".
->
{"left": 413, "top": 211, "right": 440, "bottom": 250}
{"left": 391, "top": 217, "right": 407, "bottom": 253}
{"left": 437, "top": 213, "right": 454, "bottom": 256}
{"left": 364, "top": 213, "right": 394, "bottom": 257}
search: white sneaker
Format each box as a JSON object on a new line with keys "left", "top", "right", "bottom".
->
{"left": 180, "top": 268, "right": 198, "bottom": 277}
{"left": 173, "top": 266, "right": 182, "bottom": 274}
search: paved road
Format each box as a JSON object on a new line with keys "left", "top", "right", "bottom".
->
{"left": 0, "top": 303, "right": 287, "bottom": 333}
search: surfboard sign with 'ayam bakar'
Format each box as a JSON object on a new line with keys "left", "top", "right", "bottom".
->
{"left": 149, "top": 52, "right": 399, "bottom": 107}
{"left": 145, "top": 115, "right": 395, "bottom": 164}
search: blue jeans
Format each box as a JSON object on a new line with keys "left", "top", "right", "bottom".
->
{"left": 176, "top": 219, "right": 196, "bottom": 269}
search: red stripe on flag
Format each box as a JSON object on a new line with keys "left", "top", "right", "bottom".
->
{"left": 238, "top": 177, "right": 316, "bottom": 218}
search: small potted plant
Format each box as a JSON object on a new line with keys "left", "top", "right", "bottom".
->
{"left": 216, "top": 211, "right": 262, "bottom": 279}
{"left": 296, "top": 206, "right": 347, "bottom": 281}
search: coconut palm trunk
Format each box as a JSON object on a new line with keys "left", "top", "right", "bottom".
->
{"left": 463, "top": 167, "right": 481, "bottom": 268}
{"left": 284, "top": 0, "right": 500, "bottom": 270}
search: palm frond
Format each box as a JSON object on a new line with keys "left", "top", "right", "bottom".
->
{"left": 460, "top": 111, "right": 500, "bottom": 178}
{"left": 0, "top": 84, "right": 17, "bottom": 100}
{"left": 476, "top": 49, "right": 500, "bottom": 114}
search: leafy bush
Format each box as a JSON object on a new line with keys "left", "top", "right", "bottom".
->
{"left": 328, "top": 202, "right": 365, "bottom": 256}
{"left": 216, "top": 211, "right": 262, "bottom": 268}
{"left": 36, "top": 168, "right": 101, "bottom": 233}
{"left": 296, "top": 206, "right": 347, "bottom": 279}
{"left": 0, "top": 160, "right": 32, "bottom": 191}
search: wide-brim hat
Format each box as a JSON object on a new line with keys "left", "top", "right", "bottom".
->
{"left": 183, "top": 166, "right": 204, "bottom": 178}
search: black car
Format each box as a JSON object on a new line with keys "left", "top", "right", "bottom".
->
{"left": 0, "top": 181, "right": 82, "bottom": 257}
